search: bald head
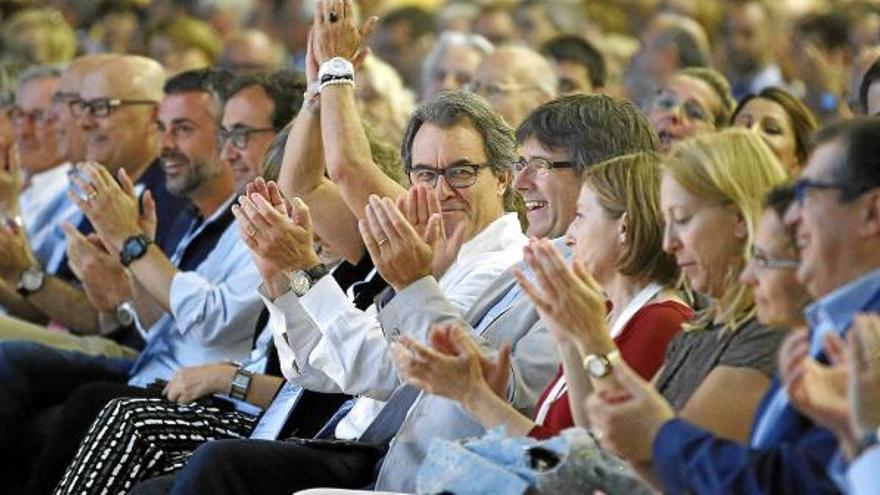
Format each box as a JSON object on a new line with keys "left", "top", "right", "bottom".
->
{"left": 78, "top": 55, "right": 164, "bottom": 175}
{"left": 220, "top": 30, "right": 284, "bottom": 74}
{"left": 470, "top": 46, "right": 557, "bottom": 127}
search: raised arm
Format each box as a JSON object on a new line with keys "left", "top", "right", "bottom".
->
{"left": 312, "top": 0, "right": 405, "bottom": 217}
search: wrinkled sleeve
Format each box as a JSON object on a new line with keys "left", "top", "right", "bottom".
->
{"left": 653, "top": 418, "right": 840, "bottom": 495}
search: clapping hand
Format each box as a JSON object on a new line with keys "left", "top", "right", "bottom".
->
{"left": 513, "top": 238, "right": 614, "bottom": 354}
{"left": 0, "top": 141, "right": 22, "bottom": 215}
{"left": 0, "top": 216, "right": 36, "bottom": 284}
{"left": 311, "top": 0, "right": 377, "bottom": 66}
{"left": 233, "top": 178, "right": 321, "bottom": 281}
{"left": 62, "top": 223, "right": 132, "bottom": 313}
{"left": 68, "top": 162, "right": 152, "bottom": 251}
{"left": 585, "top": 360, "right": 675, "bottom": 463}
{"left": 392, "top": 323, "right": 512, "bottom": 406}
{"left": 849, "top": 313, "right": 880, "bottom": 442}
{"left": 780, "top": 329, "right": 850, "bottom": 437}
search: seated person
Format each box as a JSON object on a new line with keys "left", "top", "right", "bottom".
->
{"left": 584, "top": 119, "right": 880, "bottom": 494}
{"left": 393, "top": 152, "right": 691, "bottom": 439}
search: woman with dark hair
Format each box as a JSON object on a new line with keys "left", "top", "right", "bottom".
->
{"left": 732, "top": 86, "right": 820, "bottom": 174}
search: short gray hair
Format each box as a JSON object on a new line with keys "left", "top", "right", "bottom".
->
{"left": 421, "top": 31, "right": 494, "bottom": 92}
{"left": 18, "top": 63, "right": 64, "bottom": 87}
{"left": 401, "top": 89, "right": 516, "bottom": 177}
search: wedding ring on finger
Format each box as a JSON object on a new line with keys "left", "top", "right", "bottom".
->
{"left": 246, "top": 227, "right": 257, "bottom": 237}
{"left": 329, "top": 11, "right": 339, "bottom": 22}
{"left": 377, "top": 237, "right": 389, "bottom": 247}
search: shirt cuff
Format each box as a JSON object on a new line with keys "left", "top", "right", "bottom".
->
{"left": 652, "top": 417, "right": 707, "bottom": 494}
{"left": 848, "top": 444, "right": 880, "bottom": 494}
{"left": 299, "top": 274, "right": 351, "bottom": 332}
{"left": 169, "top": 270, "right": 211, "bottom": 332}
{"left": 257, "top": 287, "right": 321, "bottom": 376}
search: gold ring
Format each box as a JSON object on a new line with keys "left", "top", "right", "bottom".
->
{"left": 247, "top": 227, "right": 256, "bottom": 237}
{"left": 377, "top": 237, "right": 388, "bottom": 246}
{"left": 88, "top": 191, "right": 98, "bottom": 201}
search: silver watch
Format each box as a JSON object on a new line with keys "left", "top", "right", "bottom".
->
{"left": 16, "top": 266, "right": 45, "bottom": 297}
{"left": 115, "top": 300, "right": 137, "bottom": 327}
{"left": 318, "top": 57, "right": 354, "bottom": 81}
{"left": 286, "top": 264, "right": 329, "bottom": 297}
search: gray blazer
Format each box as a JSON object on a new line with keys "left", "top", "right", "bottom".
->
{"left": 373, "top": 263, "right": 561, "bottom": 492}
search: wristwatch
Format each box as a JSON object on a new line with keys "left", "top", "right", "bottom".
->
{"left": 119, "top": 234, "right": 153, "bottom": 267}
{"left": 115, "top": 300, "right": 137, "bottom": 327}
{"left": 286, "top": 263, "right": 330, "bottom": 297}
{"left": 229, "top": 367, "right": 254, "bottom": 401}
{"left": 318, "top": 57, "right": 354, "bottom": 83}
{"left": 16, "top": 266, "right": 45, "bottom": 297}
{"left": 583, "top": 350, "right": 620, "bottom": 379}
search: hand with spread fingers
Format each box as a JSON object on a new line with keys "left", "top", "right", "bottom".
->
{"left": 311, "top": 0, "right": 377, "bottom": 65}
{"left": 62, "top": 223, "right": 132, "bottom": 313}
{"left": 392, "top": 323, "right": 512, "bottom": 406}
{"left": 0, "top": 141, "right": 22, "bottom": 215}
{"left": 0, "top": 217, "right": 38, "bottom": 285}
{"left": 585, "top": 359, "right": 675, "bottom": 463}
{"left": 780, "top": 329, "right": 850, "bottom": 439}
{"left": 513, "top": 238, "right": 615, "bottom": 354}
{"left": 163, "top": 363, "right": 237, "bottom": 404}
{"left": 233, "top": 178, "right": 321, "bottom": 283}
{"left": 67, "top": 162, "right": 149, "bottom": 252}
{"left": 849, "top": 313, "right": 880, "bottom": 442}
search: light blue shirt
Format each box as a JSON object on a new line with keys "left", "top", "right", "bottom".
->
{"left": 127, "top": 197, "right": 264, "bottom": 388}
{"left": 849, "top": 445, "right": 880, "bottom": 495}
{"left": 751, "top": 267, "right": 880, "bottom": 448}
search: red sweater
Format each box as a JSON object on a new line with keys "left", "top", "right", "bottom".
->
{"left": 528, "top": 300, "right": 693, "bottom": 439}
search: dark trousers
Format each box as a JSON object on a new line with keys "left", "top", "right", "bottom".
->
{"left": 0, "top": 341, "right": 133, "bottom": 491}
{"left": 24, "top": 381, "right": 162, "bottom": 494}
{"left": 130, "top": 439, "right": 382, "bottom": 495}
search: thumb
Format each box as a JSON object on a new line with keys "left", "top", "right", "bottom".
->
{"left": 496, "top": 341, "right": 512, "bottom": 372}
{"left": 61, "top": 221, "right": 83, "bottom": 242}
{"left": 290, "top": 197, "right": 313, "bottom": 231}
{"left": 823, "top": 332, "right": 848, "bottom": 366}
{"left": 8, "top": 143, "right": 20, "bottom": 176}
{"left": 118, "top": 168, "right": 136, "bottom": 197}
{"left": 424, "top": 213, "right": 445, "bottom": 246}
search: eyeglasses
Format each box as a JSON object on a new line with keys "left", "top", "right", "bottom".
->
{"left": 69, "top": 98, "right": 157, "bottom": 118}
{"left": 10, "top": 107, "right": 53, "bottom": 125}
{"left": 218, "top": 127, "right": 276, "bottom": 150}
{"left": 51, "top": 92, "right": 79, "bottom": 104}
{"left": 512, "top": 156, "right": 573, "bottom": 175}
{"left": 651, "top": 92, "right": 715, "bottom": 126}
{"left": 466, "top": 81, "right": 537, "bottom": 98}
{"left": 406, "top": 163, "right": 490, "bottom": 189}
{"left": 792, "top": 177, "right": 869, "bottom": 205}
{"left": 750, "top": 246, "right": 799, "bottom": 270}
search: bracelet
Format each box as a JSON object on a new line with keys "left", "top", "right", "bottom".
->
{"left": 319, "top": 77, "right": 355, "bottom": 92}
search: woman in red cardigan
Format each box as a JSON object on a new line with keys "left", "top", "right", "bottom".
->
{"left": 393, "top": 152, "right": 692, "bottom": 439}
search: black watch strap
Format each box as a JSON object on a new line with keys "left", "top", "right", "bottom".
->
{"left": 304, "top": 263, "right": 329, "bottom": 284}
{"left": 120, "top": 234, "right": 153, "bottom": 267}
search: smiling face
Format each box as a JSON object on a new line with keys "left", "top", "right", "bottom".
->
{"left": 157, "top": 91, "right": 224, "bottom": 197}
{"left": 14, "top": 76, "right": 61, "bottom": 174}
{"left": 661, "top": 174, "right": 747, "bottom": 297}
{"left": 784, "top": 140, "right": 875, "bottom": 298}
{"left": 649, "top": 74, "right": 721, "bottom": 151}
{"left": 220, "top": 85, "right": 277, "bottom": 191}
{"left": 733, "top": 97, "right": 799, "bottom": 172}
{"left": 409, "top": 121, "right": 508, "bottom": 241}
{"left": 564, "top": 184, "right": 624, "bottom": 285}
{"left": 512, "top": 136, "right": 580, "bottom": 238}
{"left": 740, "top": 209, "right": 809, "bottom": 327}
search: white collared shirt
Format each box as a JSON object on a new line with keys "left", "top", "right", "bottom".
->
{"left": 261, "top": 213, "right": 527, "bottom": 439}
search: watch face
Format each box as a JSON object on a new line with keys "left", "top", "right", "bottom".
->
{"left": 123, "top": 237, "right": 147, "bottom": 259}
{"left": 586, "top": 355, "right": 610, "bottom": 378}
{"left": 290, "top": 271, "right": 311, "bottom": 296}
{"left": 22, "top": 269, "right": 44, "bottom": 291}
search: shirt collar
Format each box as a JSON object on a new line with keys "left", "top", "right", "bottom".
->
{"left": 455, "top": 213, "right": 525, "bottom": 265}
{"left": 805, "top": 266, "right": 880, "bottom": 339}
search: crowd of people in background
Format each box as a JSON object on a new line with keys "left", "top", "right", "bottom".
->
{"left": 0, "top": 0, "right": 879, "bottom": 494}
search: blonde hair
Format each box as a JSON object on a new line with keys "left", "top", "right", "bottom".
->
{"left": 5, "top": 8, "right": 76, "bottom": 64}
{"left": 663, "top": 128, "right": 788, "bottom": 330}
{"left": 584, "top": 152, "right": 679, "bottom": 286}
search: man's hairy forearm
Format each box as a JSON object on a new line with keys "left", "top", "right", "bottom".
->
{"left": 0, "top": 281, "right": 48, "bottom": 324}
{"left": 25, "top": 277, "right": 99, "bottom": 333}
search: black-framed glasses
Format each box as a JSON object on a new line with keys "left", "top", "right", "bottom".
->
{"left": 512, "top": 156, "right": 573, "bottom": 175}
{"left": 218, "top": 127, "right": 276, "bottom": 150}
{"left": 51, "top": 91, "right": 80, "bottom": 104}
{"left": 650, "top": 91, "right": 715, "bottom": 126}
{"left": 10, "top": 106, "right": 52, "bottom": 125}
{"left": 69, "top": 98, "right": 157, "bottom": 118}
{"left": 749, "top": 246, "right": 800, "bottom": 270}
{"left": 406, "top": 163, "right": 491, "bottom": 189}
{"left": 792, "top": 177, "right": 869, "bottom": 205}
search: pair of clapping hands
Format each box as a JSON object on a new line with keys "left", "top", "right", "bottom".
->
{"left": 232, "top": 179, "right": 467, "bottom": 293}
